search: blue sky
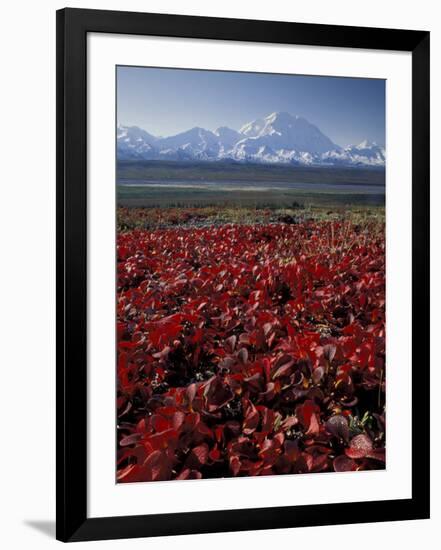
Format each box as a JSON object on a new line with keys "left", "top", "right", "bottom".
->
{"left": 117, "top": 66, "right": 385, "bottom": 148}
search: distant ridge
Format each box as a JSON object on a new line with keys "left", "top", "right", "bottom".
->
{"left": 117, "top": 112, "right": 385, "bottom": 167}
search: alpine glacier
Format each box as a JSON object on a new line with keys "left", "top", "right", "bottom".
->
{"left": 117, "top": 112, "right": 385, "bottom": 167}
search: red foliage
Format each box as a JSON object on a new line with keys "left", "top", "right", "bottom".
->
{"left": 116, "top": 220, "right": 385, "bottom": 482}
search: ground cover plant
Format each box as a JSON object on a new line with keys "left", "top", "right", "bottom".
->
{"left": 116, "top": 207, "right": 385, "bottom": 482}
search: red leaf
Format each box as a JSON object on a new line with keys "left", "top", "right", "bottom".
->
{"left": 333, "top": 455, "right": 357, "bottom": 472}
{"left": 243, "top": 404, "right": 259, "bottom": 435}
{"left": 203, "top": 376, "right": 234, "bottom": 412}
{"left": 345, "top": 434, "right": 373, "bottom": 459}
{"left": 186, "top": 444, "right": 209, "bottom": 469}
{"left": 176, "top": 468, "right": 202, "bottom": 480}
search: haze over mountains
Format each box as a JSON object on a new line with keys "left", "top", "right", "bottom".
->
{"left": 117, "top": 111, "right": 385, "bottom": 167}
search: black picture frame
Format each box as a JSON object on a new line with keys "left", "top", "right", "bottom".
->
{"left": 56, "top": 7, "right": 430, "bottom": 542}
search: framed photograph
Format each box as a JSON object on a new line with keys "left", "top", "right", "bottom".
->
{"left": 56, "top": 8, "right": 430, "bottom": 542}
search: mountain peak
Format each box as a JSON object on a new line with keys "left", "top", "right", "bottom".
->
{"left": 266, "top": 111, "right": 294, "bottom": 120}
{"left": 237, "top": 111, "right": 338, "bottom": 154}
{"left": 117, "top": 117, "right": 385, "bottom": 167}
{"left": 264, "top": 111, "right": 305, "bottom": 125}
{"left": 189, "top": 126, "right": 210, "bottom": 134}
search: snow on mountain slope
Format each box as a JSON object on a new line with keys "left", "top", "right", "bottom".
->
{"left": 156, "top": 127, "right": 218, "bottom": 154}
{"left": 116, "top": 124, "right": 158, "bottom": 159}
{"left": 321, "top": 141, "right": 386, "bottom": 166}
{"left": 117, "top": 113, "right": 385, "bottom": 167}
{"left": 236, "top": 112, "right": 338, "bottom": 154}
{"left": 239, "top": 117, "right": 266, "bottom": 138}
{"left": 214, "top": 126, "right": 241, "bottom": 149}
{"left": 345, "top": 141, "right": 386, "bottom": 165}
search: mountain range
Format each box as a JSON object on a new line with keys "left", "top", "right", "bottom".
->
{"left": 117, "top": 111, "right": 385, "bottom": 167}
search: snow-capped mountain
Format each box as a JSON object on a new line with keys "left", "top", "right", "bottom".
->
{"left": 117, "top": 124, "right": 158, "bottom": 159}
{"left": 117, "top": 112, "right": 385, "bottom": 167}
{"left": 320, "top": 141, "right": 385, "bottom": 167}
{"left": 236, "top": 112, "right": 337, "bottom": 154}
